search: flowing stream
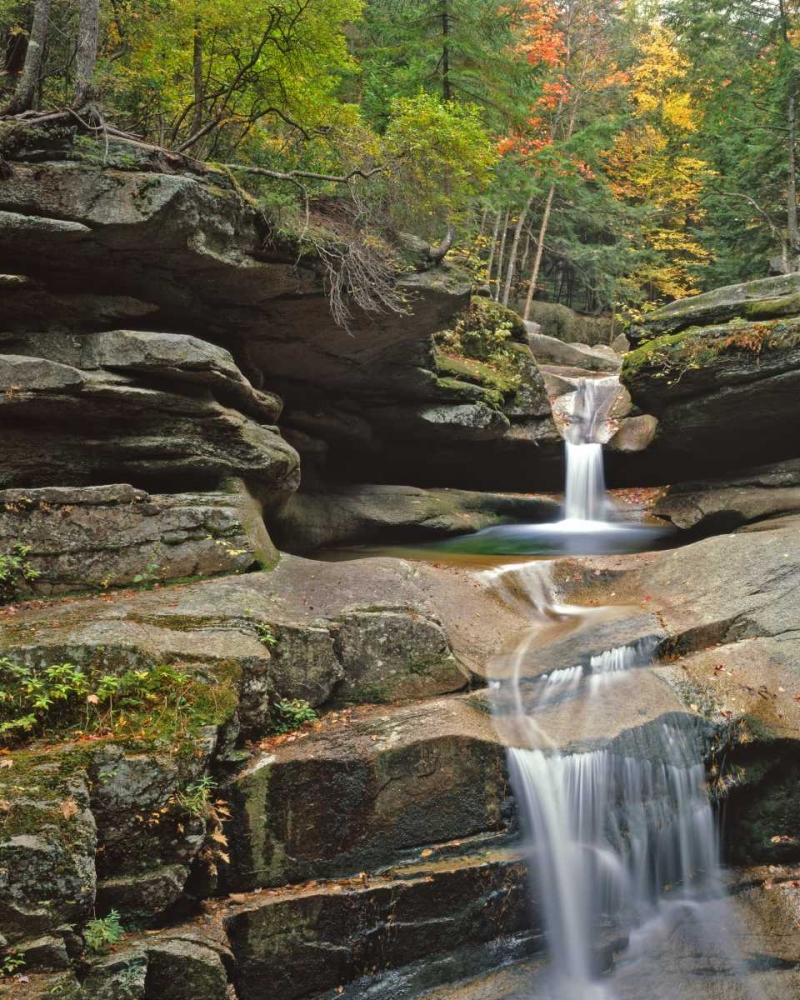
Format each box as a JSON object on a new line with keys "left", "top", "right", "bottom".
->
{"left": 483, "top": 377, "right": 757, "bottom": 1000}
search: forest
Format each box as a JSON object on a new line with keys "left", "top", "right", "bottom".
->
{"left": 2, "top": 0, "right": 799, "bottom": 324}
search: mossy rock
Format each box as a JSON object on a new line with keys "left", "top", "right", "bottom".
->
{"left": 621, "top": 316, "right": 800, "bottom": 409}
{"left": 634, "top": 274, "right": 800, "bottom": 343}
{"left": 434, "top": 349, "right": 520, "bottom": 397}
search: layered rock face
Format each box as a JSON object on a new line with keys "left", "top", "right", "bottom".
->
{"left": 620, "top": 278, "right": 800, "bottom": 480}
{"left": 0, "top": 136, "right": 560, "bottom": 497}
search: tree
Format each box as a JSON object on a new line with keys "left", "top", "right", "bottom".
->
{"left": 74, "top": 0, "right": 100, "bottom": 108}
{"left": 667, "top": 0, "right": 800, "bottom": 282}
{"left": 3, "top": 0, "right": 50, "bottom": 114}
{"left": 605, "top": 18, "right": 711, "bottom": 300}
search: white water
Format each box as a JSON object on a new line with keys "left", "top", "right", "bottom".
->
{"left": 562, "top": 376, "right": 620, "bottom": 524}
{"left": 481, "top": 382, "right": 746, "bottom": 1000}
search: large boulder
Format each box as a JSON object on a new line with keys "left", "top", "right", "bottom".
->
{"left": 224, "top": 848, "right": 530, "bottom": 1000}
{"left": 0, "top": 480, "right": 277, "bottom": 597}
{"left": 549, "top": 514, "right": 800, "bottom": 862}
{"left": 223, "top": 696, "right": 508, "bottom": 889}
{"left": 620, "top": 317, "right": 800, "bottom": 476}
{"left": 527, "top": 332, "right": 620, "bottom": 373}
{"left": 634, "top": 274, "right": 800, "bottom": 342}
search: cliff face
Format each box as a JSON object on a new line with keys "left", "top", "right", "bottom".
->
{"left": 0, "top": 136, "right": 560, "bottom": 506}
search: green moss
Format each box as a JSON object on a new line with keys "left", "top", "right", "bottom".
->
{"left": 434, "top": 349, "right": 520, "bottom": 395}
{"left": 741, "top": 294, "right": 800, "bottom": 319}
{"left": 622, "top": 316, "right": 800, "bottom": 386}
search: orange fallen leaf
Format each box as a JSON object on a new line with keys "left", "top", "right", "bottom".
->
{"left": 60, "top": 798, "right": 79, "bottom": 821}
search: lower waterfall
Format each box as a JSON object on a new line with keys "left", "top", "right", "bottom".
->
{"left": 483, "top": 377, "right": 756, "bottom": 1000}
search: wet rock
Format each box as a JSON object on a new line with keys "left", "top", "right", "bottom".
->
{"left": 269, "top": 483, "right": 560, "bottom": 554}
{"left": 225, "top": 848, "right": 530, "bottom": 1000}
{"left": 224, "top": 697, "right": 507, "bottom": 889}
{"left": 490, "top": 610, "right": 666, "bottom": 683}
{"left": 0, "top": 480, "right": 277, "bottom": 596}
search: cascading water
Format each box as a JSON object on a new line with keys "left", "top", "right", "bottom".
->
{"left": 562, "top": 377, "right": 620, "bottom": 524}
{"left": 434, "top": 374, "right": 668, "bottom": 557}
{"left": 480, "top": 380, "right": 752, "bottom": 1000}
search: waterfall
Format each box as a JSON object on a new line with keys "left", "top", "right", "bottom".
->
{"left": 479, "top": 373, "right": 729, "bottom": 998}
{"left": 562, "top": 377, "right": 620, "bottom": 524}
{"left": 487, "top": 566, "right": 725, "bottom": 999}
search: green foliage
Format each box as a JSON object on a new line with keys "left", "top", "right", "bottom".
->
{"left": 383, "top": 92, "right": 498, "bottom": 239}
{"left": 133, "top": 545, "right": 162, "bottom": 589}
{"left": 436, "top": 299, "right": 524, "bottom": 391}
{"left": 255, "top": 623, "right": 278, "bottom": 648}
{"left": 0, "top": 658, "right": 234, "bottom": 747}
{"left": 0, "top": 950, "right": 25, "bottom": 976}
{"left": 176, "top": 775, "right": 216, "bottom": 817}
{"left": 83, "top": 911, "right": 124, "bottom": 953}
{"left": 268, "top": 698, "right": 318, "bottom": 735}
{"left": 0, "top": 544, "right": 39, "bottom": 604}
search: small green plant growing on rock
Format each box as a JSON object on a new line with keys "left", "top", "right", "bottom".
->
{"left": 268, "top": 698, "right": 318, "bottom": 735}
{"left": 176, "top": 775, "right": 216, "bottom": 817}
{"left": 133, "top": 545, "right": 162, "bottom": 589}
{"left": 83, "top": 911, "right": 124, "bottom": 953}
{"left": 255, "top": 622, "right": 278, "bottom": 647}
{"left": 0, "top": 659, "right": 89, "bottom": 741}
{"left": 0, "top": 543, "right": 40, "bottom": 603}
{"left": 0, "top": 659, "right": 234, "bottom": 747}
{"left": 0, "top": 949, "right": 25, "bottom": 976}
{"left": 435, "top": 299, "right": 524, "bottom": 393}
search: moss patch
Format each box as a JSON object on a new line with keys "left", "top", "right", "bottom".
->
{"left": 622, "top": 317, "right": 800, "bottom": 387}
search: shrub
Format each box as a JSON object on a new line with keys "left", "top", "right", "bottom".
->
{"left": 84, "top": 911, "right": 124, "bottom": 953}
{"left": 0, "top": 544, "right": 39, "bottom": 603}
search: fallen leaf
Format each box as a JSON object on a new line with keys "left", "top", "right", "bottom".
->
{"left": 60, "top": 797, "right": 79, "bottom": 821}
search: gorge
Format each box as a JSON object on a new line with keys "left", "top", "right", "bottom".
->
{"left": 0, "top": 134, "right": 799, "bottom": 1000}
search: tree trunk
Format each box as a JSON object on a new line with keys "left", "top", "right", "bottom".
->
{"left": 485, "top": 209, "right": 502, "bottom": 286}
{"left": 779, "top": 0, "right": 799, "bottom": 268}
{"left": 4, "top": 0, "right": 51, "bottom": 114}
{"left": 523, "top": 184, "right": 556, "bottom": 321}
{"left": 493, "top": 208, "right": 511, "bottom": 301}
{"left": 441, "top": 0, "right": 451, "bottom": 101}
{"left": 74, "top": 0, "right": 100, "bottom": 108}
{"left": 788, "top": 82, "right": 799, "bottom": 265}
{"left": 191, "top": 17, "right": 205, "bottom": 139}
{"left": 430, "top": 223, "right": 456, "bottom": 262}
{"left": 502, "top": 195, "right": 534, "bottom": 307}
